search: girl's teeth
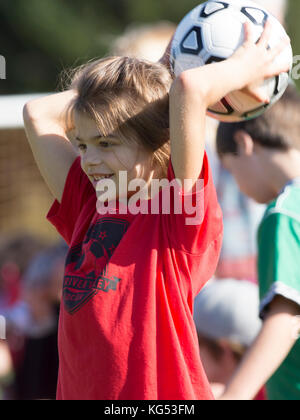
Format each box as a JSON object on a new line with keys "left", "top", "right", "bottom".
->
{"left": 95, "top": 175, "right": 113, "bottom": 181}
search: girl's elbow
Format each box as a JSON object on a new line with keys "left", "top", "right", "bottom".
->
{"left": 171, "top": 71, "right": 193, "bottom": 95}
{"left": 170, "top": 70, "right": 207, "bottom": 103}
{"left": 23, "top": 101, "right": 38, "bottom": 124}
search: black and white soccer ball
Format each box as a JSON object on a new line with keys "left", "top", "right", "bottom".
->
{"left": 170, "top": 0, "right": 293, "bottom": 122}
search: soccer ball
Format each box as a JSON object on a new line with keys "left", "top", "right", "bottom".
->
{"left": 170, "top": 0, "right": 293, "bottom": 122}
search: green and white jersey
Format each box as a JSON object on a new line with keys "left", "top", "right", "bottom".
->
{"left": 258, "top": 179, "right": 300, "bottom": 400}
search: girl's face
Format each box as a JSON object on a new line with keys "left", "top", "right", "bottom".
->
{"left": 73, "top": 111, "right": 156, "bottom": 201}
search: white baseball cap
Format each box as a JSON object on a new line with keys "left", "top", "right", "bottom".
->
{"left": 194, "top": 279, "right": 262, "bottom": 348}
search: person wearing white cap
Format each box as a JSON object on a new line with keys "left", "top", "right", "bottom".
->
{"left": 194, "top": 279, "right": 263, "bottom": 399}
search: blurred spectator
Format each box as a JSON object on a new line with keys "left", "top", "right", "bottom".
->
{"left": 0, "top": 341, "right": 13, "bottom": 400}
{"left": 11, "top": 241, "right": 68, "bottom": 400}
{"left": 0, "top": 233, "right": 47, "bottom": 399}
{"left": 111, "top": 21, "right": 176, "bottom": 62}
{"left": 194, "top": 279, "right": 264, "bottom": 399}
{"left": 214, "top": 167, "right": 265, "bottom": 282}
{"left": 0, "top": 234, "right": 46, "bottom": 311}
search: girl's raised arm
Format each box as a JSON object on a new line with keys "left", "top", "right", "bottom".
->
{"left": 23, "top": 90, "right": 78, "bottom": 202}
{"left": 168, "top": 21, "right": 290, "bottom": 189}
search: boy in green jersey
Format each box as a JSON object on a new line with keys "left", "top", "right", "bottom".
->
{"left": 216, "top": 85, "right": 300, "bottom": 400}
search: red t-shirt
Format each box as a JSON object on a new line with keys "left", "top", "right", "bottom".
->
{"left": 47, "top": 153, "right": 223, "bottom": 400}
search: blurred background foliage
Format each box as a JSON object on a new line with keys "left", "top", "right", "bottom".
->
{"left": 0, "top": 0, "right": 299, "bottom": 94}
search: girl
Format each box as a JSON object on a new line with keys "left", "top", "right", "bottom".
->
{"left": 23, "top": 21, "right": 290, "bottom": 400}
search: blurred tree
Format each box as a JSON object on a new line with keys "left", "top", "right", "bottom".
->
{"left": 0, "top": 0, "right": 299, "bottom": 94}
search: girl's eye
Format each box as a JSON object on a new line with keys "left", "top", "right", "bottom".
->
{"left": 78, "top": 144, "right": 87, "bottom": 152}
{"left": 99, "top": 142, "right": 110, "bottom": 148}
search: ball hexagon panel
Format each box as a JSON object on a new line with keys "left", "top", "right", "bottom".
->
{"left": 241, "top": 7, "right": 268, "bottom": 26}
{"left": 201, "top": 15, "right": 244, "bottom": 58}
{"left": 200, "top": 1, "right": 229, "bottom": 18}
{"left": 180, "top": 26, "right": 203, "bottom": 55}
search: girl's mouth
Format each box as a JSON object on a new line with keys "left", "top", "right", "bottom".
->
{"left": 92, "top": 174, "right": 114, "bottom": 181}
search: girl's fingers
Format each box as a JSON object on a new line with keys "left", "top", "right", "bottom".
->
{"left": 243, "top": 21, "right": 255, "bottom": 44}
{"left": 269, "top": 37, "right": 291, "bottom": 60}
{"left": 245, "top": 18, "right": 290, "bottom": 55}
{"left": 240, "top": 18, "right": 291, "bottom": 86}
{"left": 258, "top": 19, "right": 272, "bottom": 48}
{"left": 265, "top": 62, "right": 291, "bottom": 79}
{"left": 252, "top": 86, "right": 270, "bottom": 103}
{"left": 241, "top": 85, "right": 270, "bottom": 103}
{"left": 264, "top": 37, "right": 291, "bottom": 77}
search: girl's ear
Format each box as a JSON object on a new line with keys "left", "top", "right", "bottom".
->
{"left": 234, "top": 130, "right": 255, "bottom": 157}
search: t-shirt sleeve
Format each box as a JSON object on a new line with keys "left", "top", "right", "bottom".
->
{"left": 258, "top": 212, "right": 300, "bottom": 319}
{"left": 163, "top": 151, "right": 223, "bottom": 256}
{"left": 47, "top": 157, "right": 95, "bottom": 244}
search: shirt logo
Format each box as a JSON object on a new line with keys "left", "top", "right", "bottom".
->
{"left": 63, "top": 218, "right": 129, "bottom": 314}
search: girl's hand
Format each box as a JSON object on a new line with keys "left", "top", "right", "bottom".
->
{"left": 231, "top": 20, "right": 291, "bottom": 103}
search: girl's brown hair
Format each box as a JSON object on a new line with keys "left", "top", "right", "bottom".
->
{"left": 64, "top": 56, "right": 173, "bottom": 175}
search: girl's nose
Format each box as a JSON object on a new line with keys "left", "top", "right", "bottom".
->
{"left": 82, "top": 146, "right": 103, "bottom": 166}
